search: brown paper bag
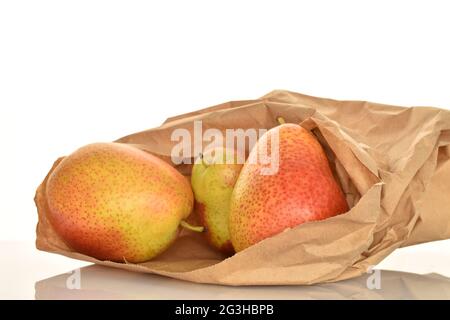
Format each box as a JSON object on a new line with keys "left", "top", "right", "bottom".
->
{"left": 35, "top": 90, "right": 450, "bottom": 285}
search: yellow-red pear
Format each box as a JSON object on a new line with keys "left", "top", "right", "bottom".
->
{"left": 229, "top": 121, "right": 349, "bottom": 252}
{"left": 45, "top": 142, "right": 193, "bottom": 263}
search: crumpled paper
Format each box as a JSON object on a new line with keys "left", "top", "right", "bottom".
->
{"left": 35, "top": 90, "right": 450, "bottom": 285}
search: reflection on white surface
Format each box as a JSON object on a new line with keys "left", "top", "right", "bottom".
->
{"left": 35, "top": 265, "right": 450, "bottom": 300}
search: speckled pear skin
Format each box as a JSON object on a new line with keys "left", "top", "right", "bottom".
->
{"left": 191, "top": 148, "right": 243, "bottom": 254}
{"left": 229, "top": 124, "right": 349, "bottom": 252}
{"left": 45, "top": 143, "right": 193, "bottom": 263}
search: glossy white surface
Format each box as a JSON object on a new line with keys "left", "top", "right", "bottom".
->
{"left": 1, "top": 241, "right": 449, "bottom": 299}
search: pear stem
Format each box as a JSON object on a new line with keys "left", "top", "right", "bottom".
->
{"left": 180, "top": 220, "right": 205, "bottom": 233}
{"left": 199, "top": 153, "right": 210, "bottom": 168}
{"left": 277, "top": 116, "right": 286, "bottom": 125}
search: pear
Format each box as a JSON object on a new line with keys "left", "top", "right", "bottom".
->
{"left": 229, "top": 118, "right": 349, "bottom": 252}
{"left": 45, "top": 142, "right": 194, "bottom": 263}
{"left": 191, "top": 148, "right": 243, "bottom": 254}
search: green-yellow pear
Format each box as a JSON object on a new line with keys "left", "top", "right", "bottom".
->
{"left": 45, "top": 142, "right": 194, "bottom": 263}
{"left": 191, "top": 148, "right": 243, "bottom": 254}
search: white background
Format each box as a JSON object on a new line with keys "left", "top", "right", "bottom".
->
{"left": 1, "top": 0, "right": 449, "bottom": 243}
